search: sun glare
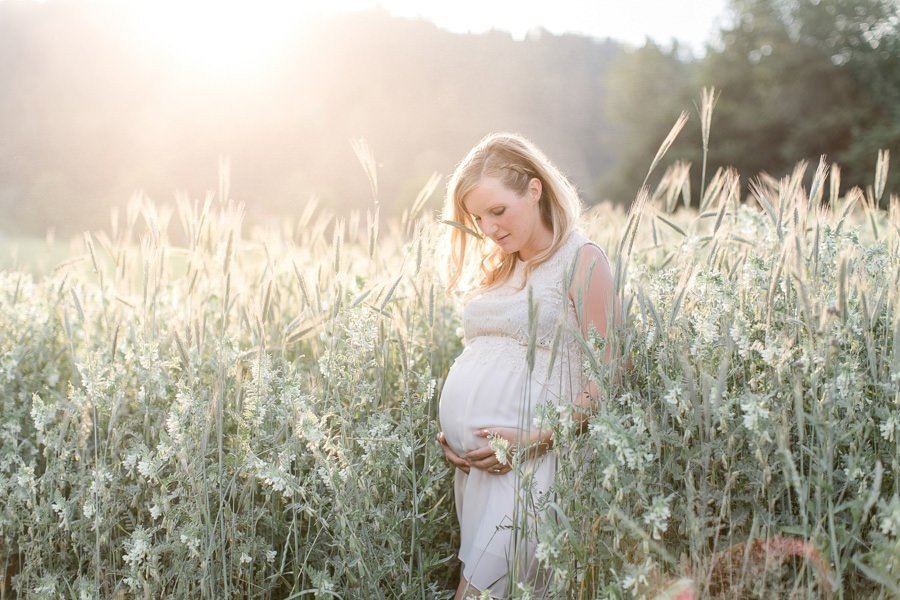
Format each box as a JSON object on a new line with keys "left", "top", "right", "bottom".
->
{"left": 127, "top": 0, "right": 313, "bottom": 78}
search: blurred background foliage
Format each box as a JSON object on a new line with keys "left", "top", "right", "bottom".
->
{"left": 0, "top": 0, "right": 897, "bottom": 237}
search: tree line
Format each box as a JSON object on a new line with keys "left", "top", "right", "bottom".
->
{"left": 605, "top": 0, "right": 899, "bottom": 206}
{"left": 0, "top": 0, "right": 896, "bottom": 237}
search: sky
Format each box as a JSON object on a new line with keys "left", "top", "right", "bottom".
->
{"left": 117, "top": 0, "right": 733, "bottom": 73}
{"left": 355, "top": 0, "right": 733, "bottom": 53}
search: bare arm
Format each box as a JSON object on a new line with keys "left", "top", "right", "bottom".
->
{"left": 561, "top": 244, "right": 625, "bottom": 440}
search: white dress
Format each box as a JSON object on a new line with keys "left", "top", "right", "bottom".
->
{"left": 439, "top": 230, "right": 599, "bottom": 598}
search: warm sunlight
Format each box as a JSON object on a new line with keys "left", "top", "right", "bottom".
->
{"left": 126, "top": 0, "right": 313, "bottom": 77}
{"left": 122, "top": 0, "right": 726, "bottom": 79}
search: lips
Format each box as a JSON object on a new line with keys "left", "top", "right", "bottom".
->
{"left": 494, "top": 234, "right": 510, "bottom": 244}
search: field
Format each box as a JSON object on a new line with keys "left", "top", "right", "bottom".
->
{"left": 1, "top": 149, "right": 898, "bottom": 599}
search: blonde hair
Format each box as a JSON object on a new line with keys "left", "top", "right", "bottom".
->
{"left": 443, "top": 132, "right": 583, "bottom": 292}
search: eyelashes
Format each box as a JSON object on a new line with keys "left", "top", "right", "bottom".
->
{"left": 471, "top": 208, "right": 506, "bottom": 223}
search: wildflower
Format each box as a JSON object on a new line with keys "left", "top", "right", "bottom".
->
{"left": 879, "top": 496, "right": 900, "bottom": 537}
{"left": 295, "top": 409, "right": 323, "bottom": 446}
{"left": 729, "top": 316, "right": 752, "bottom": 358}
{"left": 180, "top": 531, "right": 200, "bottom": 555}
{"left": 30, "top": 393, "right": 54, "bottom": 434}
{"left": 534, "top": 537, "right": 560, "bottom": 563}
{"left": 663, "top": 384, "right": 681, "bottom": 407}
{"left": 601, "top": 464, "right": 617, "bottom": 490}
{"left": 556, "top": 404, "right": 574, "bottom": 433}
{"left": 487, "top": 432, "right": 510, "bottom": 465}
{"left": 77, "top": 580, "right": 98, "bottom": 600}
{"left": 425, "top": 378, "right": 436, "bottom": 398}
{"left": 643, "top": 495, "right": 672, "bottom": 540}
{"left": 31, "top": 575, "right": 59, "bottom": 597}
{"left": 535, "top": 542, "right": 550, "bottom": 562}
{"left": 16, "top": 465, "right": 36, "bottom": 494}
{"left": 621, "top": 559, "right": 652, "bottom": 591}
{"left": 123, "top": 527, "right": 151, "bottom": 568}
{"left": 137, "top": 456, "right": 159, "bottom": 482}
{"left": 740, "top": 393, "right": 770, "bottom": 433}
{"left": 51, "top": 498, "right": 70, "bottom": 531}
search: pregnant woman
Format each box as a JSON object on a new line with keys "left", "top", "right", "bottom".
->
{"left": 436, "top": 133, "right": 620, "bottom": 598}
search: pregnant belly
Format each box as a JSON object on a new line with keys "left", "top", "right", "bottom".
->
{"left": 438, "top": 340, "right": 547, "bottom": 457}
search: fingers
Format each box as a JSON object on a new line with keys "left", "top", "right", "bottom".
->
{"left": 466, "top": 450, "right": 511, "bottom": 474}
{"left": 469, "top": 455, "right": 505, "bottom": 470}
{"left": 443, "top": 446, "right": 469, "bottom": 469}
{"left": 478, "top": 462, "right": 510, "bottom": 475}
{"left": 437, "top": 431, "right": 510, "bottom": 475}
{"left": 437, "top": 432, "right": 470, "bottom": 473}
{"left": 464, "top": 446, "right": 495, "bottom": 461}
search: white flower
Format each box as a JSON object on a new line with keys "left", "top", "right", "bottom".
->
{"left": 295, "top": 409, "right": 323, "bottom": 446}
{"left": 16, "top": 465, "right": 36, "bottom": 494}
{"left": 30, "top": 393, "right": 54, "bottom": 434}
{"left": 601, "top": 464, "right": 617, "bottom": 490}
{"left": 663, "top": 384, "right": 681, "bottom": 407}
{"left": 180, "top": 532, "right": 200, "bottom": 555}
{"left": 137, "top": 456, "right": 159, "bottom": 482}
{"left": 740, "top": 393, "right": 770, "bottom": 433}
{"left": 643, "top": 495, "right": 671, "bottom": 540}
{"left": 487, "top": 433, "right": 510, "bottom": 465}
{"left": 879, "top": 496, "right": 900, "bottom": 537}
{"left": 620, "top": 558, "right": 653, "bottom": 591}
{"left": 556, "top": 404, "right": 574, "bottom": 433}
{"left": 123, "top": 527, "right": 151, "bottom": 568}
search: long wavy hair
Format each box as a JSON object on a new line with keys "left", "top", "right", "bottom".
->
{"left": 443, "top": 132, "right": 583, "bottom": 292}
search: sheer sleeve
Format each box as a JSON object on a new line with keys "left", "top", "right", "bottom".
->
{"left": 568, "top": 243, "right": 620, "bottom": 363}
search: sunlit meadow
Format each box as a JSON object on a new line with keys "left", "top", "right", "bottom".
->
{"left": 1, "top": 117, "right": 897, "bottom": 598}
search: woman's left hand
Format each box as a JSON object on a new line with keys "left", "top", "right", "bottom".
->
{"left": 465, "top": 427, "right": 552, "bottom": 475}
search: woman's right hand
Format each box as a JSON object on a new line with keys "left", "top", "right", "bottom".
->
{"left": 436, "top": 432, "right": 470, "bottom": 474}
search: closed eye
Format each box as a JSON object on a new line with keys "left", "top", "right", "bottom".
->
{"left": 471, "top": 208, "right": 505, "bottom": 222}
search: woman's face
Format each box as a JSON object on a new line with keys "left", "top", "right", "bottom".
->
{"left": 463, "top": 176, "right": 549, "bottom": 259}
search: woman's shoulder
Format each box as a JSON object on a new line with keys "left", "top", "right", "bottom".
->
{"left": 561, "top": 231, "right": 612, "bottom": 290}
{"left": 559, "top": 229, "right": 608, "bottom": 266}
{"left": 529, "top": 230, "right": 607, "bottom": 290}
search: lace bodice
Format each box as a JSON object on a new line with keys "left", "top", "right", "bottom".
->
{"left": 460, "top": 230, "right": 597, "bottom": 386}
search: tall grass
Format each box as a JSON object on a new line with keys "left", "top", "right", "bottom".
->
{"left": 543, "top": 154, "right": 898, "bottom": 598}
{"left": 1, "top": 182, "right": 463, "bottom": 598}
{"left": 0, "top": 115, "right": 897, "bottom": 598}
